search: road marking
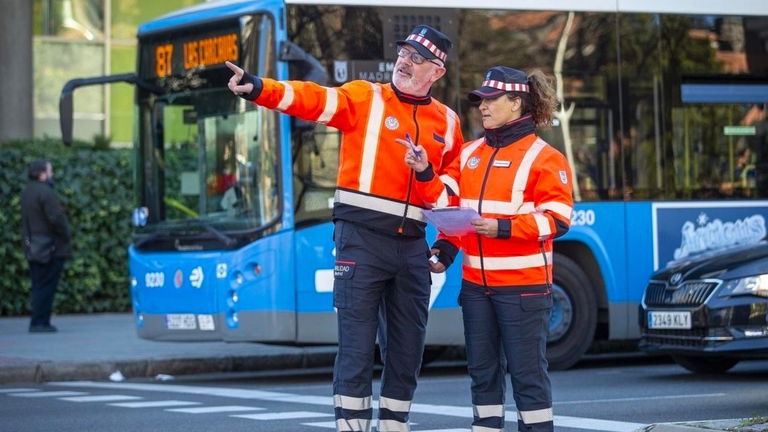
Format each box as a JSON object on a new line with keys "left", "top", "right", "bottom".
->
{"left": 0, "top": 388, "right": 36, "bottom": 393}
{"left": 302, "top": 421, "right": 337, "bottom": 429}
{"left": 61, "top": 395, "right": 143, "bottom": 402}
{"left": 416, "top": 430, "right": 471, "bottom": 432}
{"left": 302, "top": 424, "right": 470, "bottom": 432}
{"left": 109, "top": 400, "right": 201, "bottom": 408}
{"left": 233, "top": 411, "right": 334, "bottom": 420}
{"left": 10, "top": 391, "right": 88, "bottom": 398}
{"left": 167, "top": 406, "right": 266, "bottom": 414}
{"left": 554, "top": 393, "right": 726, "bottom": 405}
{"left": 52, "top": 381, "right": 645, "bottom": 431}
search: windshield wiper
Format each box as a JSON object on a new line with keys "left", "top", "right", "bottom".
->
{"left": 171, "top": 218, "right": 237, "bottom": 247}
{"left": 134, "top": 218, "right": 237, "bottom": 248}
{"left": 201, "top": 222, "right": 236, "bottom": 247}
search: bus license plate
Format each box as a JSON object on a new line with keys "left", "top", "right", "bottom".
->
{"left": 648, "top": 311, "right": 691, "bottom": 329}
{"left": 165, "top": 314, "right": 197, "bottom": 330}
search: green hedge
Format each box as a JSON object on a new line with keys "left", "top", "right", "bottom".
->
{"left": 0, "top": 139, "right": 134, "bottom": 316}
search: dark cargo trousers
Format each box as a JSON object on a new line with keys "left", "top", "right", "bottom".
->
{"left": 460, "top": 286, "right": 554, "bottom": 432}
{"left": 332, "top": 220, "right": 431, "bottom": 432}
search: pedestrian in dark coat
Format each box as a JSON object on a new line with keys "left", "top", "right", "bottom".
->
{"left": 20, "top": 159, "right": 72, "bottom": 333}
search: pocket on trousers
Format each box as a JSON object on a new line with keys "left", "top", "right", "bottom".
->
{"left": 333, "top": 260, "right": 356, "bottom": 309}
{"left": 520, "top": 293, "right": 553, "bottom": 312}
{"left": 334, "top": 280, "right": 352, "bottom": 309}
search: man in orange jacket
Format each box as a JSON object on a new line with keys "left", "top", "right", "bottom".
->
{"left": 226, "top": 25, "right": 463, "bottom": 432}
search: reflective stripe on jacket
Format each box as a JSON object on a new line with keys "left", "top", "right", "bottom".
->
{"left": 437, "top": 134, "right": 573, "bottom": 289}
{"left": 252, "top": 78, "right": 463, "bottom": 237}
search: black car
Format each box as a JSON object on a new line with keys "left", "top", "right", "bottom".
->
{"left": 639, "top": 241, "right": 768, "bottom": 373}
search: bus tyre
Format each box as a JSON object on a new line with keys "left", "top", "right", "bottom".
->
{"left": 546, "top": 254, "right": 598, "bottom": 371}
{"left": 670, "top": 355, "right": 739, "bottom": 374}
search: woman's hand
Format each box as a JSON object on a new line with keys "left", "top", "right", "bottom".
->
{"left": 471, "top": 218, "right": 499, "bottom": 238}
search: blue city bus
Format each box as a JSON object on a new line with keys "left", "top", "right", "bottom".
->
{"left": 59, "top": 0, "right": 768, "bottom": 370}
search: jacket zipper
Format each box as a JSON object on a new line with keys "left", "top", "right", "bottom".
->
{"left": 477, "top": 145, "right": 500, "bottom": 291}
{"left": 398, "top": 104, "right": 420, "bottom": 234}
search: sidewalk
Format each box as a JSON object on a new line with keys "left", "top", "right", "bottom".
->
{"left": 1, "top": 313, "right": 765, "bottom": 431}
{"left": 0, "top": 313, "right": 336, "bottom": 384}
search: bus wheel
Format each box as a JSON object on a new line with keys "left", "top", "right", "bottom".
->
{"left": 670, "top": 355, "right": 739, "bottom": 374}
{"left": 546, "top": 254, "right": 598, "bottom": 370}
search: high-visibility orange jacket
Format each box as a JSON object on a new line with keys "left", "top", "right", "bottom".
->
{"left": 248, "top": 78, "right": 463, "bottom": 237}
{"left": 418, "top": 115, "right": 573, "bottom": 291}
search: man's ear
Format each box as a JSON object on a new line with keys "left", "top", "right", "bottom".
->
{"left": 430, "top": 66, "right": 446, "bottom": 84}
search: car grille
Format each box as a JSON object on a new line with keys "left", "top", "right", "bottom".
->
{"left": 644, "top": 280, "right": 718, "bottom": 307}
{"left": 642, "top": 328, "right": 732, "bottom": 348}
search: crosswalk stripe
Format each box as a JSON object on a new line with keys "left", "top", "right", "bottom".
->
{"left": 0, "top": 388, "right": 36, "bottom": 393}
{"left": 51, "top": 381, "right": 646, "bottom": 431}
{"left": 10, "top": 391, "right": 88, "bottom": 398}
{"left": 301, "top": 421, "right": 337, "bottom": 429}
{"left": 61, "top": 395, "right": 143, "bottom": 402}
{"left": 167, "top": 406, "right": 266, "bottom": 414}
{"left": 109, "top": 400, "right": 201, "bottom": 408}
{"left": 417, "top": 429, "right": 471, "bottom": 432}
{"left": 232, "top": 411, "right": 334, "bottom": 420}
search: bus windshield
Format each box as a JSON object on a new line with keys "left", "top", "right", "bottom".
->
{"left": 133, "top": 14, "right": 280, "bottom": 249}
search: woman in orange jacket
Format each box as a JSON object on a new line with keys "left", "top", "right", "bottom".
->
{"left": 405, "top": 66, "right": 573, "bottom": 432}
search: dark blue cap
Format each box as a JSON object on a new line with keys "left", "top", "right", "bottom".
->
{"left": 396, "top": 25, "right": 452, "bottom": 63}
{"left": 468, "top": 66, "right": 529, "bottom": 102}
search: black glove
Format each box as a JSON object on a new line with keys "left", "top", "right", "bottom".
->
{"left": 431, "top": 239, "right": 459, "bottom": 269}
{"left": 237, "top": 71, "right": 263, "bottom": 101}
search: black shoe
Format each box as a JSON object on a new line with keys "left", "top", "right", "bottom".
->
{"left": 29, "top": 324, "right": 57, "bottom": 333}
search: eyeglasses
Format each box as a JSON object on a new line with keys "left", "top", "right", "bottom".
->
{"left": 396, "top": 46, "right": 443, "bottom": 67}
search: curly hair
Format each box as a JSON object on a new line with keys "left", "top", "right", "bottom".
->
{"left": 509, "top": 69, "right": 558, "bottom": 129}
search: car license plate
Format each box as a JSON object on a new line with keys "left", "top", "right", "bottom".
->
{"left": 648, "top": 311, "right": 691, "bottom": 329}
{"left": 165, "top": 314, "right": 197, "bottom": 330}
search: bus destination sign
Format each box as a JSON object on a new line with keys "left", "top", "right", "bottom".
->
{"left": 153, "top": 32, "right": 239, "bottom": 78}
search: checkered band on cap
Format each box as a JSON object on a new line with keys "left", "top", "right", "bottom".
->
{"left": 406, "top": 34, "right": 447, "bottom": 62}
{"left": 481, "top": 79, "right": 529, "bottom": 93}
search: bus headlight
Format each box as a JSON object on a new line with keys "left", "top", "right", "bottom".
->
{"left": 718, "top": 274, "right": 768, "bottom": 298}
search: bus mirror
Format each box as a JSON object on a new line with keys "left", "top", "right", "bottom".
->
{"left": 59, "top": 87, "right": 74, "bottom": 147}
{"left": 58, "top": 73, "right": 164, "bottom": 146}
{"left": 279, "top": 41, "right": 328, "bottom": 86}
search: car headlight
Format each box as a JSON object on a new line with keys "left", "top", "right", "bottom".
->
{"left": 718, "top": 274, "right": 768, "bottom": 298}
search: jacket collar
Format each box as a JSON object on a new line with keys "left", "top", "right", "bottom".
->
{"left": 484, "top": 114, "right": 536, "bottom": 148}
{"left": 390, "top": 83, "right": 432, "bottom": 105}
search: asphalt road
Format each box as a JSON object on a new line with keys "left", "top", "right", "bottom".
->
{"left": 2, "top": 356, "right": 767, "bottom": 432}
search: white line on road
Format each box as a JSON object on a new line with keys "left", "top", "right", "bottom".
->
{"left": 301, "top": 421, "right": 337, "bottom": 429}
{"left": 233, "top": 411, "right": 334, "bottom": 420}
{"left": 554, "top": 393, "right": 726, "bottom": 405}
{"left": 109, "top": 400, "right": 201, "bottom": 408}
{"left": 61, "top": 395, "right": 143, "bottom": 402}
{"left": 52, "top": 381, "right": 645, "bottom": 431}
{"left": 0, "top": 388, "right": 37, "bottom": 393}
{"left": 10, "top": 391, "right": 88, "bottom": 398}
{"left": 167, "top": 406, "right": 266, "bottom": 414}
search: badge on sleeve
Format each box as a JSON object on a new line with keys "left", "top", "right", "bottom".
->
{"left": 559, "top": 170, "right": 568, "bottom": 184}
